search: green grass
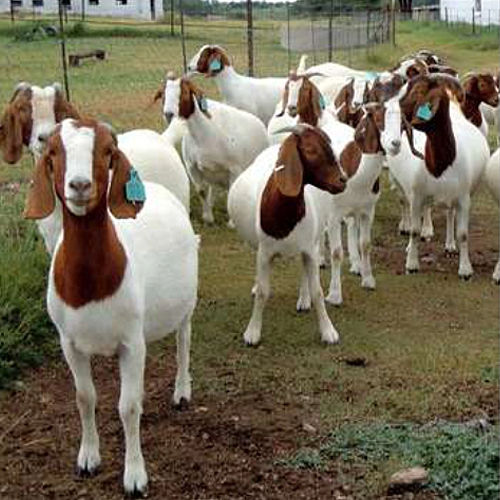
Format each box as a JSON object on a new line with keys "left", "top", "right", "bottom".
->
{"left": 0, "top": 16, "right": 498, "bottom": 494}
{"left": 280, "top": 422, "right": 500, "bottom": 499}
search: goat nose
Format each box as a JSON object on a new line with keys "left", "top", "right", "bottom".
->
{"left": 287, "top": 105, "right": 298, "bottom": 117}
{"left": 340, "top": 173, "right": 348, "bottom": 184}
{"left": 164, "top": 112, "right": 174, "bottom": 124}
{"left": 391, "top": 139, "right": 401, "bottom": 149}
{"left": 69, "top": 177, "right": 91, "bottom": 194}
{"left": 38, "top": 133, "right": 49, "bottom": 143}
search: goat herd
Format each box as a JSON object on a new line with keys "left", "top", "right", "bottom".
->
{"left": 0, "top": 44, "right": 499, "bottom": 496}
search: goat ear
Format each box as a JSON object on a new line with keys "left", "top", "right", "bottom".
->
{"left": 108, "top": 148, "right": 144, "bottom": 219}
{"left": 24, "top": 151, "right": 55, "bottom": 219}
{"left": 275, "top": 135, "right": 303, "bottom": 197}
{"left": 54, "top": 94, "right": 80, "bottom": 122}
{"left": 402, "top": 115, "right": 424, "bottom": 159}
{"left": 153, "top": 85, "right": 164, "bottom": 103}
{"left": 1, "top": 105, "right": 24, "bottom": 164}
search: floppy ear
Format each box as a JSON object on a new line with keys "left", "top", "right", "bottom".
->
{"left": 402, "top": 115, "right": 425, "bottom": 159}
{"left": 54, "top": 89, "right": 80, "bottom": 122}
{"left": 274, "top": 135, "right": 303, "bottom": 197}
{"left": 2, "top": 105, "right": 24, "bottom": 164}
{"left": 153, "top": 85, "right": 164, "bottom": 103}
{"left": 411, "top": 93, "right": 441, "bottom": 126}
{"left": 108, "top": 148, "right": 144, "bottom": 219}
{"left": 24, "top": 151, "right": 55, "bottom": 219}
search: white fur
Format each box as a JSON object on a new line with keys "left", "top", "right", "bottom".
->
{"left": 188, "top": 45, "right": 286, "bottom": 126}
{"left": 228, "top": 144, "right": 340, "bottom": 344}
{"left": 29, "top": 85, "right": 57, "bottom": 156}
{"left": 47, "top": 125, "right": 198, "bottom": 494}
{"left": 483, "top": 148, "right": 500, "bottom": 283}
{"left": 164, "top": 77, "right": 268, "bottom": 224}
{"left": 387, "top": 102, "right": 490, "bottom": 278}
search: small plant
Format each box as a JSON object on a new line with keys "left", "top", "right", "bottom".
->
{"left": 280, "top": 422, "right": 500, "bottom": 500}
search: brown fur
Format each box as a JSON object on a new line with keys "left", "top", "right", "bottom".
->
{"left": 334, "top": 80, "right": 367, "bottom": 128}
{"left": 197, "top": 46, "right": 231, "bottom": 76}
{"left": 260, "top": 127, "right": 345, "bottom": 239}
{"left": 25, "top": 120, "right": 142, "bottom": 308}
{"left": 297, "top": 77, "right": 322, "bottom": 126}
{"left": 461, "top": 73, "right": 499, "bottom": 127}
{"left": 367, "top": 74, "right": 404, "bottom": 103}
{"left": 400, "top": 77, "right": 456, "bottom": 177}
{"left": 427, "top": 64, "right": 458, "bottom": 77}
{"left": 54, "top": 89, "right": 81, "bottom": 123}
{"left": 0, "top": 87, "right": 33, "bottom": 164}
{"left": 179, "top": 78, "right": 211, "bottom": 120}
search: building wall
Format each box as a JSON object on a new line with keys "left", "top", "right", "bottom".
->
{"left": 0, "top": 0, "right": 164, "bottom": 20}
{"left": 440, "top": 0, "right": 500, "bottom": 25}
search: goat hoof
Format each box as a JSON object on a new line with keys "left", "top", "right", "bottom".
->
{"left": 459, "top": 274, "right": 472, "bottom": 281}
{"left": 493, "top": 278, "right": 500, "bottom": 286}
{"left": 420, "top": 236, "right": 431, "bottom": 242}
{"left": 173, "top": 397, "right": 190, "bottom": 411}
{"left": 399, "top": 229, "right": 410, "bottom": 236}
{"left": 406, "top": 268, "right": 419, "bottom": 274}
{"left": 124, "top": 486, "right": 148, "bottom": 499}
{"left": 76, "top": 465, "right": 100, "bottom": 478}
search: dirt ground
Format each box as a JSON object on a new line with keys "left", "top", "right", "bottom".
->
{"left": 0, "top": 352, "right": 444, "bottom": 500}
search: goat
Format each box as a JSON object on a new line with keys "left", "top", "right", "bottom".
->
{"left": 187, "top": 45, "right": 286, "bottom": 126}
{"left": 228, "top": 124, "right": 346, "bottom": 345}
{"left": 23, "top": 118, "right": 198, "bottom": 497}
{"left": 161, "top": 74, "right": 268, "bottom": 224}
{"left": 0, "top": 82, "right": 79, "bottom": 164}
{"left": 325, "top": 100, "right": 403, "bottom": 305}
{"left": 389, "top": 74, "right": 490, "bottom": 278}
{"left": 461, "top": 72, "right": 499, "bottom": 138}
{"left": 484, "top": 148, "right": 500, "bottom": 283}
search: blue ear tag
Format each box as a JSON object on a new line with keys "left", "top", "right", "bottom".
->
{"left": 209, "top": 58, "right": 222, "bottom": 72}
{"left": 319, "top": 94, "right": 326, "bottom": 110}
{"left": 198, "top": 96, "right": 208, "bottom": 112}
{"left": 416, "top": 102, "right": 433, "bottom": 121}
{"left": 125, "top": 167, "right": 146, "bottom": 204}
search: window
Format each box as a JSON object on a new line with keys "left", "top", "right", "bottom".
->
{"left": 32, "top": 0, "right": 43, "bottom": 6}
{"left": 116, "top": 0, "right": 127, "bottom": 4}
{"left": 11, "top": 0, "right": 22, "bottom": 7}
{"left": 61, "top": 0, "right": 71, "bottom": 7}
{"left": 89, "top": 0, "right": 99, "bottom": 4}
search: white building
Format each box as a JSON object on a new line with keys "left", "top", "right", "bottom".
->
{"left": 440, "top": 0, "right": 500, "bottom": 25}
{"left": 0, "top": 0, "right": 164, "bottom": 20}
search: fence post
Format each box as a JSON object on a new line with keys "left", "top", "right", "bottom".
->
{"left": 286, "top": 1, "right": 291, "bottom": 71}
{"left": 445, "top": 7, "right": 448, "bottom": 26}
{"left": 246, "top": 0, "right": 254, "bottom": 76}
{"left": 81, "top": 0, "right": 85, "bottom": 21}
{"left": 149, "top": 0, "right": 155, "bottom": 21}
{"left": 310, "top": 7, "right": 317, "bottom": 64}
{"left": 170, "top": 0, "right": 174, "bottom": 36}
{"left": 10, "top": 0, "right": 14, "bottom": 23}
{"left": 180, "top": 0, "right": 187, "bottom": 73}
{"left": 328, "top": 0, "right": 333, "bottom": 62}
{"left": 366, "top": 9, "right": 370, "bottom": 56}
{"left": 57, "top": 0, "right": 71, "bottom": 101}
{"left": 472, "top": 7, "right": 475, "bottom": 34}
{"left": 391, "top": 0, "right": 396, "bottom": 46}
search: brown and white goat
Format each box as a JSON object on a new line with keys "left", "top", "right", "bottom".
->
{"left": 0, "top": 82, "right": 79, "bottom": 164}
{"left": 24, "top": 118, "right": 198, "bottom": 496}
{"left": 228, "top": 124, "right": 346, "bottom": 344}
{"left": 388, "top": 74, "right": 490, "bottom": 277}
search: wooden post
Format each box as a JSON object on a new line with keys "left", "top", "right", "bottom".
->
{"left": 81, "top": 0, "right": 85, "bottom": 21}
{"left": 472, "top": 7, "right": 475, "bottom": 35}
{"left": 310, "top": 7, "right": 316, "bottom": 64}
{"left": 286, "top": 1, "right": 291, "bottom": 71}
{"left": 328, "top": 0, "right": 334, "bottom": 62}
{"left": 170, "top": 0, "right": 174, "bottom": 36}
{"left": 366, "top": 9, "right": 370, "bottom": 56}
{"left": 180, "top": 0, "right": 187, "bottom": 73}
{"left": 445, "top": 7, "right": 448, "bottom": 26}
{"left": 58, "top": 0, "right": 71, "bottom": 101}
{"left": 10, "top": 0, "right": 15, "bottom": 23}
{"left": 150, "top": 0, "right": 155, "bottom": 21}
{"left": 246, "top": 0, "right": 254, "bottom": 76}
{"left": 391, "top": 0, "right": 396, "bottom": 47}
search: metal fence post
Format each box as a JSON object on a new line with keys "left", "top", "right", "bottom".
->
{"left": 246, "top": 0, "right": 254, "bottom": 76}
{"left": 328, "top": 0, "right": 333, "bottom": 62}
{"left": 286, "top": 1, "right": 291, "bottom": 71}
{"left": 180, "top": 0, "right": 187, "bottom": 73}
{"left": 10, "top": 0, "right": 14, "bottom": 23}
{"left": 81, "top": 0, "right": 85, "bottom": 21}
{"left": 366, "top": 9, "right": 370, "bottom": 56}
{"left": 391, "top": 0, "right": 396, "bottom": 47}
{"left": 170, "top": 0, "right": 174, "bottom": 36}
{"left": 57, "top": 0, "right": 70, "bottom": 101}
{"left": 310, "top": 7, "right": 316, "bottom": 64}
{"left": 472, "top": 7, "right": 475, "bottom": 34}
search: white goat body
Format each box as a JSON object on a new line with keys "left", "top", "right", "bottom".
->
{"left": 484, "top": 148, "right": 500, "bottom": 283}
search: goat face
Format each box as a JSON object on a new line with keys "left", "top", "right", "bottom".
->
{"left": 0, "top": 82, "right": 78, "bottom": 164}
{"left": 187, "top": 45, "right": 230, "bottom": 76}
{"left": 163, "top": 77, "right": 209, "bottom": 121}
{"left": 276, "top": 125, "right": 346, "bottom": 197}
{"left": 24, "top": 119, "right": 141, "bottom": 220}
{"left": 464, "top": 73, "right": 499, "bottom": 108}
